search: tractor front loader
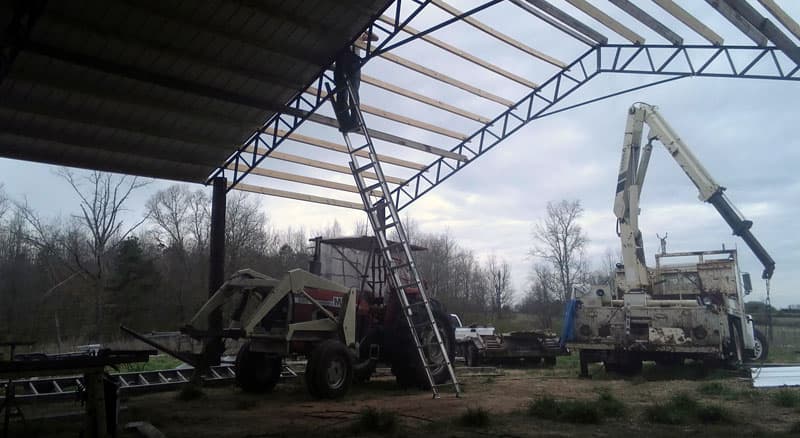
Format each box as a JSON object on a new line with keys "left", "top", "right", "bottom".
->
{"left": 182, "top": 268, "right": 363, "bottom": 399}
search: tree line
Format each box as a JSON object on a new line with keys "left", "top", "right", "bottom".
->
{"left": 0, "top": 169, "right": 611, "bottom": 347}
{"left": 0, "top": 171, "right": 524, "bottom": 345}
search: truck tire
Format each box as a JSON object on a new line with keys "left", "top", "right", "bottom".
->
{"left": 235, "top": 342, "right": 281, "bottom": 393}
{"left": 752, "top": 328, "right": 769, "bottom": 361}
{"left": 306, "top": 340, "right": 353, "bottom": 399}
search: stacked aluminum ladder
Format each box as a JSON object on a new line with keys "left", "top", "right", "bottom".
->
{"left": 327, "top": 80, "right": 461, "bottom": 398}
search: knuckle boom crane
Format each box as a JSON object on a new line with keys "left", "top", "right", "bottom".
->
{"left": 567, "top": 103, "right": 774, "bottom": 376}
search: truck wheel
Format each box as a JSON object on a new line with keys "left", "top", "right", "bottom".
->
{"left": 465, "top": 344, "right": 480, "bottom": 367}
{"left": 235, "top": 342, "right": 281, "bottom": 393}
{"left": 307, "top": 340, "right": 353, "bottom": 399}
{"left": 752, "top": 328, "right": 769, "bottom": 361}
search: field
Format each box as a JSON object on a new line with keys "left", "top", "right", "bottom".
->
{"left": 10, "top": 314, "right": 800, "bottom": 437}
{"left": 17, "top": 355, "right": 800, "bottom": 438}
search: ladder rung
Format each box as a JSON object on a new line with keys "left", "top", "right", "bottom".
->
{"left": 390, "top": 261, "right": 413, "bottom": 271}
{"left": 375, "top": 222, "right": 397, "bottom": 233}
{"left": 412, "top": 320, "right": 433, "bottom": 329}
{"left": 352, "top": 143, "right": 371, "bottom": 154}
{"left": 355, "top": 161, "right": 375, "bottom": 174}
{"left": 404, "top": 300, "right": 429, "bottom": 310}
{"left": 417, "top": 342, "right": 442, "bottom": 348}
{"left": 362, "top": 181, "right": 383, "bottom": 194}
{"left": 384, "top": 241, "right": 404, "bottom": 251}
{"left": 397, "top": 281, "right": 420, "bottom": 290}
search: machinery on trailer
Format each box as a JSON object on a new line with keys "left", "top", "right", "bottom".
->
{"left": 566, "top": 103, "right": 774, "bottom": 376}
{"left": 180, "top": 236, "right": 455, "bottom": 399}
{"left": 451, "top": 314, "right": 566, "bottom": 367}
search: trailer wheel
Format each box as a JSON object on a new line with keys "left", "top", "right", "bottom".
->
{"left": 235, "top": 342, "right": 281, "bottom": 393}
{"left": 306, "top": 340, "right": 353, "bottom": 399}
{"left": 465, "top": 344, "right": 480, "bottom": 367}
{"left": 752, "top": 328, "right": 769, "bottom": 361}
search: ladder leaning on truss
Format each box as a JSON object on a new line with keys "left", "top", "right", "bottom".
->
{"left": 325, "top": 78, "right": 460, "bottom": 398}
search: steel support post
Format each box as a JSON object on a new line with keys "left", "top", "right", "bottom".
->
{"left": 205, "top": 176, "right": 227, "bottom": 365}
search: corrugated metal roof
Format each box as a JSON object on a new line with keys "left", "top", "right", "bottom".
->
{"left": 0, "top": 0, "right": 392, "bottom": 182}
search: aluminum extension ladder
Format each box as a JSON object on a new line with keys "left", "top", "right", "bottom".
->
{"left": 327, "top": 80, "right": 461, "bottom": 398}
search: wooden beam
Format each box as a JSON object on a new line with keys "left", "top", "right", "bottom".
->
{"left": 361, "top": 74, "right": 491, "bottom": 123}
{"left": 357, "top": 42, "right": 513, "bottom": 106}
{"left": 652, "top": 0, "right": 724, "bottom": 45}
{"left": 758, "top": 0, "right": 800, "bottom": 41}
{"left": 377, "top": 15, "right": 539, "bottom": 88}
{"left": 564, "top": 0, "right": 645, "bottom": 44}
{"left": 524, "top": 0, "right": 609, "bottom": 45}
{"left": 723, "top": 0, "right": 800, "bottom": 65}
{"left": 258, "top": 150, "right": 407, "bottom": 185}
{"left": 235, "top": 183, "right": 363, "bottom": 210}
{"left": 706, "top": 0, "right": 768, "bottom": 46}
{"left": 305, "top": 113, "right": 467, "bottom": 161}
{"left": 230, "top": 165, "right": 383, "bottom": 197}
{"left": 305, "top": 87, "right": 468, "bottom": 140}
{"left": 429, "top": 0, "right": 567, "bottom": 68}
{"left": 609, "top": 0, "right": 683, "bottom": 45}
{"left": 276, "top": 127, "right": 427, "bottom": 170}
{"left": 507, "top": 0, "right": 595, "bottom": 46}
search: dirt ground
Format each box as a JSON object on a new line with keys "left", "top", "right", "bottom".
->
{"left": 15, "top": 361, "right": 800, "bottom": 437}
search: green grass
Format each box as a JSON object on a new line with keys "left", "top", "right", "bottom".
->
{"left": 698, "top": 382, "right": 733, "bottom": 397}
{"left": 696, "top": 405, "right": 732, "bottom": 424}
{"left": 458, "top": 407, "right": 491, "bottom": 428}
{"left": 351, "top": 407, "right": 398, "bottom": 435}
{"left": 119, "top": 354, "right": 183, "bottom": 372}
{"left": 596, "top": 391, "right": 626, "bottom": 416}
{"left": 527, "top": 392, "right": 625, "bottom": 424}
{"left": 644, "top": 392, "right": 735, "bottom": 425}
{"left": 771, "top": 389, "right": 800, "bottom": 408}
{"left": 644, "top": 393, "right": 699, "bottom": 425}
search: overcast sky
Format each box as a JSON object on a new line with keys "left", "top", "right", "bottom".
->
{"left": 1, "top": 1, "right": 799, "bottom": 307}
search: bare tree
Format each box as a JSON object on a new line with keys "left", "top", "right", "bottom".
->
{"left": 520, "top": 264, "right": 559, "bottom": 328}
{"left": 57, "top": 169, "right": 150, "bottom": 335}
{"left": 486, "top": 254, "right": 513, "bottom": 319}
{"left": 531, "top": 200, "right": 588, "bottom": 303}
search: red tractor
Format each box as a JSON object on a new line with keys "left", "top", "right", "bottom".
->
{"left": 181, "top": 236, "right": 454, "bottom": 398}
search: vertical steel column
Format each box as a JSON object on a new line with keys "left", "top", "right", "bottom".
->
{"left": 206, "top": 176, "right": 226, "bottom": 363}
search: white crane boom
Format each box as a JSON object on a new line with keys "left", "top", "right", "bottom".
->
{"left": 614, "top": 103, "right": 775, "bottom": 296}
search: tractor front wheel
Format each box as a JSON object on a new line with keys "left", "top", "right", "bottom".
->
{"left": 306, "top": 340, "right": 353, "bottom": 399}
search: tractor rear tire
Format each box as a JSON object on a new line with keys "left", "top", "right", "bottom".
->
{"left": 306, "top": 340, "right": 353, "bottom": 399}
{"left": 235, "top": 342, "right": 281, "bottom": 393}
{"left": 391, "top": 306, "right": 455, "bottom": 389}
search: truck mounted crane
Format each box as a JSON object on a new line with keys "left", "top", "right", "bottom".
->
{"left": 567, "top": 103, "right": 773, "bottom": 376}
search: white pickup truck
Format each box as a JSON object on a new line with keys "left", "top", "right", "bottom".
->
{"left": 450, "top": 314, "right": 568, "bottom": 367}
